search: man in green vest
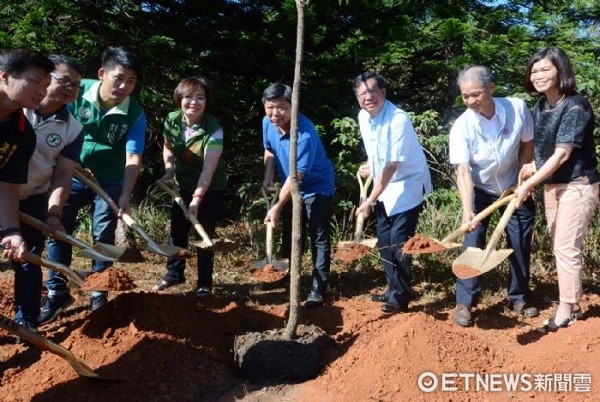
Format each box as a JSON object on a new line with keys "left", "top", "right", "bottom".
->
{"left": 42, "top": 47, "right": 146, "bottom": 323}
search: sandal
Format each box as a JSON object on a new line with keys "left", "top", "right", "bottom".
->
{"left": 153, "top": 278, "right": 185, "bottom": 291}
{"left": 541, "top": 316, "right": 574, "bottom": 333}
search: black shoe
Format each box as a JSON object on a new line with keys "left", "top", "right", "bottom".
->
{"left": 452, "top": 303, "right": 472, "bottom": 327}
{"left": 370, "top": 293, "right": 387, "bottom": 303}
{"left": 38, "top": 294, "right": 74, "bottom": 325}
{"left": 196, "top": 287, "right": 212, "bottom": 297}
{"left": 381, "top": 302, "right": 407, "bottom": 314}
{"left": 14, "top": 320, "right": 38, "bottom": 344}
{"left": 512, "top": 302, "right": 539, "bottom": 318}
{"left": 89, "top": 294, "right": 108, "bottom": 312}
{"left": 305, "top": 291, "right": 323, "bottom": 308}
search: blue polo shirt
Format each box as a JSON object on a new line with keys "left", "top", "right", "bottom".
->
{"left": 263, "top": 113, "right": 335, "bottom": 199}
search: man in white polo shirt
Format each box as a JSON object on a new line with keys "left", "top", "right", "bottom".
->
{"left": 14, "top": 54, "right": 83, "bottom": 331}
{"left": 449, "top": 65, "right": 538, "bottom": 327}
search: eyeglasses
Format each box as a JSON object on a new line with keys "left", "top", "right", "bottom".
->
{"left": 51, "top": 73, "right": 81, "bottom": 88}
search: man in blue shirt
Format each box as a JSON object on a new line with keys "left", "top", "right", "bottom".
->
{"left": 261, "top": 83, "right": 335, "bottom": 307}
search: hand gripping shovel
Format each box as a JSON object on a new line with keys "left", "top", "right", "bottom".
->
{"left": 0, "top": 313, "right": 119, "bottom": 380}
{"left": 403, "top": 191, "right": 516, "bottom": 255}
{"left": 155, "top": 181, "right": 237, "bottom": 252}
{"left": 452, "top": 196, "right": 518, "bottom": 279}
{"left": 19, "top": 212, "right": 123, "bottom": 262}
{"left": 73, "top": 169, "right": 184, "bottom": 258}
{"left": 250, "top": 187, "right": 289, "bottom": 271}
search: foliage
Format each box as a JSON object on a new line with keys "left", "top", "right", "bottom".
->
{"left": 2, "top": 0, "right": 600, "bottom": 274}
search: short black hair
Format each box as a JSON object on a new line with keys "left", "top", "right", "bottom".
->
{"left": 0, "top": 49, "right": 54, "bottom": 77}
{"left": 353, "top": 71, "right": 386, "bottom": 95}
{"left": 101, "top": 46, "right": 142, "bottom": 78}
{"left": 262, "top": 83, "right": 292, "bottom": 104}
{"left": 173, "top": 76, "right": 211, "bottom": 105}
{"left": 48, "top": 54, "right": 83, "bottom": 76}
{"left": 524, "top": 47, "right": 576, "bottom": 96}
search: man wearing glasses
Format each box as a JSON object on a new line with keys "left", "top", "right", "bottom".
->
{"left": 13, "top": 55, "right": 83, "bottom": 332}
{"left": 353, "top": 71, "right": 432, "bottom": 314}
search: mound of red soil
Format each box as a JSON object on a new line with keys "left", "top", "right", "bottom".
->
{"left": 0, "top": 255, "right": 598, "bottom": 401}
{"left": 251, "top": 263, "right": 288, "bottom": 283}
{"left": 333, "top": 242, "right": 373, "bottom": 263}
{"left": 79, "top": 267, "right": 136, "bottom": 291}
{"left": 402, "top": 232, "right": 448, "bottom": 254}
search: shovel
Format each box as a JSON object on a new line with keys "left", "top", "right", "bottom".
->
{"left": 403, "top": 191, "right": 516, "bottom": 255}
{"left": 155, "top": 181, "right": 237, "bottom": 252}
{"left": 73, "top": 169, "right": 185, "bottom": 258}
{"left": 337, "top": 172, "right": 377, "bottom": 249}
{"left": 0, "top": 313, "right": 119, "bottom": 380}
{"left": 19, "top": 212, "right": 123, "bottom": 262}
{"left": 24, "top": 250, "right": 86, "bottom": 288}
{"left": 452, "top": 197, "right": 518, "bottom": 279}
{"left": 250, "top": 187, "right": 289, "bottom": 271}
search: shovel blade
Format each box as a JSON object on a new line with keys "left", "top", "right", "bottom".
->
{"left": 77, "top": 248, "right": 117, "bottom": 262}
{"left": 452, "top": 247, "right": 514, "bottom": 279}
{"left": 250, "top": 258, "right": 289, "bottom": 271}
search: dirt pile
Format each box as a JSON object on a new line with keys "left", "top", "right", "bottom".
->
{"left": 0, "top": 255, "right": 598, "bottom": 401}
{"left": 79, "top": 267, "right": 136, "bottom": 291}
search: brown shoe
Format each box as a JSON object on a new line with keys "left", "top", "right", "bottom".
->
{"left": 452, "top": 303, "right": 472, "bottom": 327}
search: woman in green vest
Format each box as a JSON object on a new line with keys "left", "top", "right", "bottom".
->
{"left": 154, "top": 76, "right": 227, "bottom": 296}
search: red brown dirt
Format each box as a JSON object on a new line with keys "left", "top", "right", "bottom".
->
{"left": 79, "top": 267, "right": 136, "bottom": 291}
{"left": 251, "top": 263, "right": 288, "bottom": 283}
{"left": 0, "top": 251, "right": 598, "bottom": 401}
{"left": 333, "top": 242, "right": 373, "bottom": 263}
{"left": 403, "top": 232, "right": 448, "bottom": 254}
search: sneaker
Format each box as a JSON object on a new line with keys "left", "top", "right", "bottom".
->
{"left": 38, "top": 294, "right": 74, "bottom": 325}
{"left": 512, "top": 302, "right": 539, "bottom": 318}
{"left": 452, "top": 303, "right": 473, "bottom": 327}
{"left": 89, "top": 294, "right": 108, "bottom": 312}
{"left": 14, "top": 320, "right": 38, "bottom": 345}
{"left": 304, "top": 291, "right": 324, "bottom": 308}
{"left": 196, "top": 287, "right": 212, "bottom": 297}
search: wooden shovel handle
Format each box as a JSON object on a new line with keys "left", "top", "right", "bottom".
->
{"left": 23, "top": 250, "right": 85, "bottom": 287}
{"left": 354, "top": 212, "right": 365, "bottom": 243}
{"left": 356, "top": 170, "right": 372, "bottom": 201}
{"left": 155, "top": 181, "right": 213, "bottom": 245}
{"left": 19, "top": 212, "right": 91, "bottom": 253}
{"left": 483, "top": 197, "right": 518, "bottom": 255}
{"left": 74, "top": 169, "right": 120, "bottom": 215}
{"left": 441, "top": 193, "right": 516, "bottom": 244}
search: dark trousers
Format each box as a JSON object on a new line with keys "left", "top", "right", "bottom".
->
{"left": 46, "top": 179, "right": 121, "bottom": 294}
{"left": 281, "top": 194, "right": 332, "bottom": 294}
{"left": 455, "top": 187, "right": 535, "bottom": 307}
{"left": 376, "top": 202, "right": 423, "bottom": 309}
{"left": 163, "top": 189, "right": 223, "bottom": 289}
{"left": 13, "top": 194, "right": 47, "bottom": 323}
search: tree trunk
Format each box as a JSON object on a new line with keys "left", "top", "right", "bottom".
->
{"left": 283, "top": 0, "right": 307, "bottom": 340}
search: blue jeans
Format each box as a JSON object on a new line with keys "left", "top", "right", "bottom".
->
{"left": 455, "top": 187, "right": 535, "bottom": 307}
{"left": 376, "top": 202, "right": 423, "bottom": 309}
{"left": 46, "top": 179, "right": 121, "bottom": 294}
{"left": 281, "top": 194, "right": 332, "bottom": 294}
{"left": 13, "top": 194, "right": 47, "bottom": 324}
{"left": 163, "top": 189, "right": 223, "bottom": 289}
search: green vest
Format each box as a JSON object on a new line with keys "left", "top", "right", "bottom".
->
{"left": 74, "top": 79, "right": 145, "bottom": 182}
{"left": 163, "top": 110, "right": 227, "bottom": 192}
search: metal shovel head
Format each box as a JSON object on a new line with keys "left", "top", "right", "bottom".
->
{"left": 452, "top": 246, "right": 514, "bottom": 279}
{"left": 190, "top": 238, "right": 238, "bottom": 253}
{"left": 144, "top": 242, "right": 187, "bottom": 258}
{"left": 92, "top": 242, "right": 129, "bottom": 261}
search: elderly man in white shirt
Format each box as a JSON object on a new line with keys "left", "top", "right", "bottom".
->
{"left": 354, "top": 71, "right": 432, "bottom": 314}
{"left": 449, "top": 65, "right": 538, "bottom": 327}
